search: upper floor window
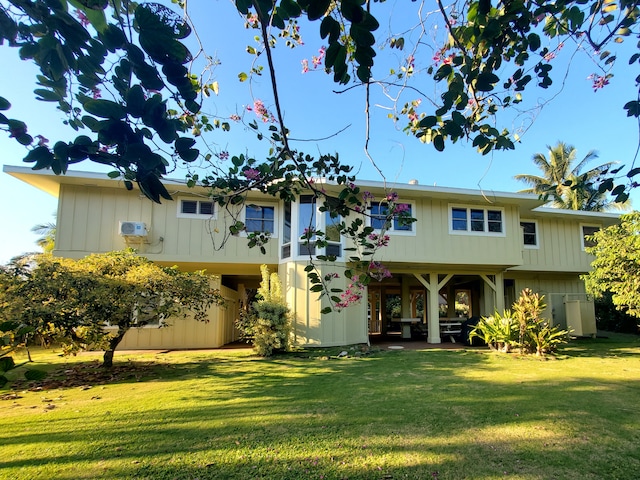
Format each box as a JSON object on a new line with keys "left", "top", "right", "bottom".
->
{"left": 520, "top": 221, "right": 538, "bottom": 248}
{"left": 450, "top": 206, "right": 504, "bottom": 235}
{"left": 177, "top": 198, "right": 215, "bottom": 219}
{"left": 244, "top": 204, "right": 275, "bottom": 235}
{"left": 281, "top": 195, "right": 343, "bottom": 260}
{"left": 369, "top": 202, "right": 414, "bottom": 233}
{"left": 581, "top": 225, "right": 600, "bottom": 250}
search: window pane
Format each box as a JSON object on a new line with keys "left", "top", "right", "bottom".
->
{"left": 299, "top": 242, "right": 316, "bottom": 256}
{"left": 487, "top": 210, "right": 502, "bottom": 233}
{"left": 521, "top": 222, "right": 536, "bottom": 245}
{"left": 452, "top": 208, "right": 467, "bottom": 231}
{"left": 299, "top": 195, "right": 316, "bottom": 237}
{"left": 370, "top": 202, "right": 389, "bottom": 229}
{"left": 245, "top": 205, "right": 275, "bottom": 233}
{"left": 325, "top": 210, "right": 341, "bottom": 242}
{"left": 283, "top": 202, "right": 291, "bottom": 243}
{"left": 394, "top": 204, "right": 412, "bottom": 231}
{"left": 181, "top": 200, "right": 197, "bottom": 214}
{"left": 326, "top": 243, "right": 341, "bottom": 257}
{"left": 583, "top": 226, "right": 599, "bottom": 248}
{"left": 199, "top": 201, "right": 214, "bottom": 215}
{"left": 470, "top": 209, "right": 484, "bottom": 231}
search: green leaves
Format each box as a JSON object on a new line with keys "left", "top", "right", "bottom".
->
{"left": 307, "top": 0, "right": 331, "bottom": 21}
{"left": 83, "top": 99, "right": 126, "bottom": 119}
{"left": 474, "top": 71, "right": 500, "bottom": 92}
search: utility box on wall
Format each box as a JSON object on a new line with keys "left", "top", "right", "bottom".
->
{"left": 565, "top": 299, "right": 597, "bottom": 337}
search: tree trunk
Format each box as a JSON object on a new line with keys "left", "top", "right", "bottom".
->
{"left": 102, "top": 328, "right": 128, "bottom": 368}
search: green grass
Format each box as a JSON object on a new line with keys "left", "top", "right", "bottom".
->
{"left": 1, "top": 334, "right": 639, "bottom": 480}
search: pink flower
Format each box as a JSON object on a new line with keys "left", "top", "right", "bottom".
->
{"left": 75, "top": 9, "right": 90, "bottom": 27}
{"left": 229, "top": 114, "right": 241, "bottom": 121}
{"left": 362, "top": 191, "right": 374, "bottom": 201}
{"left": 244, "top": 168, "right": 261, "bottom": 181}
{"left": 91, "top": 87, "right": 101, "bottom": 99}
{"left": 301, "top": 59, "right": 309, "bottom": 73}
{"left": 588, "top": 73, "right": 609, "bottom": 92}
{"left": 216, "top": 151, "right": 229, "bottom": 160}
{"left": 385, "top": 192, "right": 398, "bottom": 202}
{"left": 394, "top": 203, "right": 410, "bottom": 214}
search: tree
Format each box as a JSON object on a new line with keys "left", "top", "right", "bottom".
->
{"left": 0, "top": 250, "right": 222, "bottom": 367}
{"left": 30, "top": 219, "right": 56, "bottom": 253}
{"left": 1, "top": 0, "right": 638, "bottom": 309}
{"left": 515, "top": 142, "right": 618, "bottom": 211}
{"left": 583, "top": 212, "right": 640, "bottom": 323}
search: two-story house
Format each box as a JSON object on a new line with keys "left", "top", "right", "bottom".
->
{"left": 5, "top": 165, "right": 620, "bottom": 349}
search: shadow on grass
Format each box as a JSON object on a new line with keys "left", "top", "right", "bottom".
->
{"left": 2, "top": 340, "right": 640, "bottom": 479}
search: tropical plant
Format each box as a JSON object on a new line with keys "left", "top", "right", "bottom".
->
{"left": 469, "top": 310, "right": 519, "bottom": 353}
{"left": 30, "top": 218, "right": 56, "bottom": 253}
{"left": 512, "top": 288, "right": 545, "bottom": 354}
{"left": 583, "top": 212, "right": 640, "bottom": 324}
{"left": 0, "top": 250, "right": 222, "bottom": 367}
{"left": 471, "top": 289, "right": 569, "bottom": 356}
{"left": 515, "top": 142, "right": 617, "bottom": 211}
{"left": 237, "top": 265, "right": 291, "bottom": 357}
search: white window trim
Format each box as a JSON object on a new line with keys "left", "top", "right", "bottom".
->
{"left": 520, "top": 219, "right": 540, "bottom": 249}
{"left": 448, "top": 204, "right": 506, "bottom": 237}
{"left": 366, "top": 200, "right": 417, "bottom": 236}
{"left": 280, "top": 198, "right": 345, "bottom": 261}
{"left": 240, "top": 202, "right": 278, "bottom": 238}
{"left": 581, "top": 223, "right": 600, "bottom": 251}
{"left": 176, "top": 197, "right": 216, "bottom": 219}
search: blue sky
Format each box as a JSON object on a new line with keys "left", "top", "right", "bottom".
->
{"left": 1, "top": 0, "right": 639, "bottom": 263}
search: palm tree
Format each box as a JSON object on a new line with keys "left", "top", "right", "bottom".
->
{"left": 31, "top": 220, "right": 56, "bottom": 253}
{"left": 515, "top": 142, "right": 618, "bottom": 211}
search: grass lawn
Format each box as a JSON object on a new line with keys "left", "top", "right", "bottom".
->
{"left": 1, "top": 333, "right": 639, "bottom": 480}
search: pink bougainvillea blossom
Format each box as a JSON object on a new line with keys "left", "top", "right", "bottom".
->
{"left": 216, "top": 151, "right": 229, "bottom": 160}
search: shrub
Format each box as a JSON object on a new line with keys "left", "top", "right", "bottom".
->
{"left": 237, "top": 265, "right": 291, "bottom": 357}
{"left": 469, "top": 310, "right": 518, "bottom": 353}
{"left": 594, "top": 292, "right": 639, "bottom": 334}
{"left": 471, "top": 289, "right": 569, "bottom": 357}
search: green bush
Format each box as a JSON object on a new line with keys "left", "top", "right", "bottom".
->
{"left": 471, "top": 289, "right": 569, "bottom": 356}
{"left": 469, "top": 310, "right": 518, "bottom": 353}
{"left": 594, "top": 292, "right": 639, "bottom": 334}
{"left": 236, "top": 265, "right": 291, "bottom": 357}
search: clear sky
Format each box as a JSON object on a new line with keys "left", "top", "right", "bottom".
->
{"left": 1, "top": 0, "right": 638, "bottom": 264}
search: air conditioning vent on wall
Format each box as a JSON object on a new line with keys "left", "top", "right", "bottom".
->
{"left": 119, "top": 221, "right": 147, "bottom": 237}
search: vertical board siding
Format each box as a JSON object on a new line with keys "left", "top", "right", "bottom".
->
{"left": 116, "top": 284, "right": 239, "bottom": 350}
{"left": 520, "top": 217, "right": 595, "bottom": 272}
{"left": 280, "top": 261, "right": 368, "bottom": 347}
{"left": 57, "top": 185, "right": 278, "bottom": 264}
